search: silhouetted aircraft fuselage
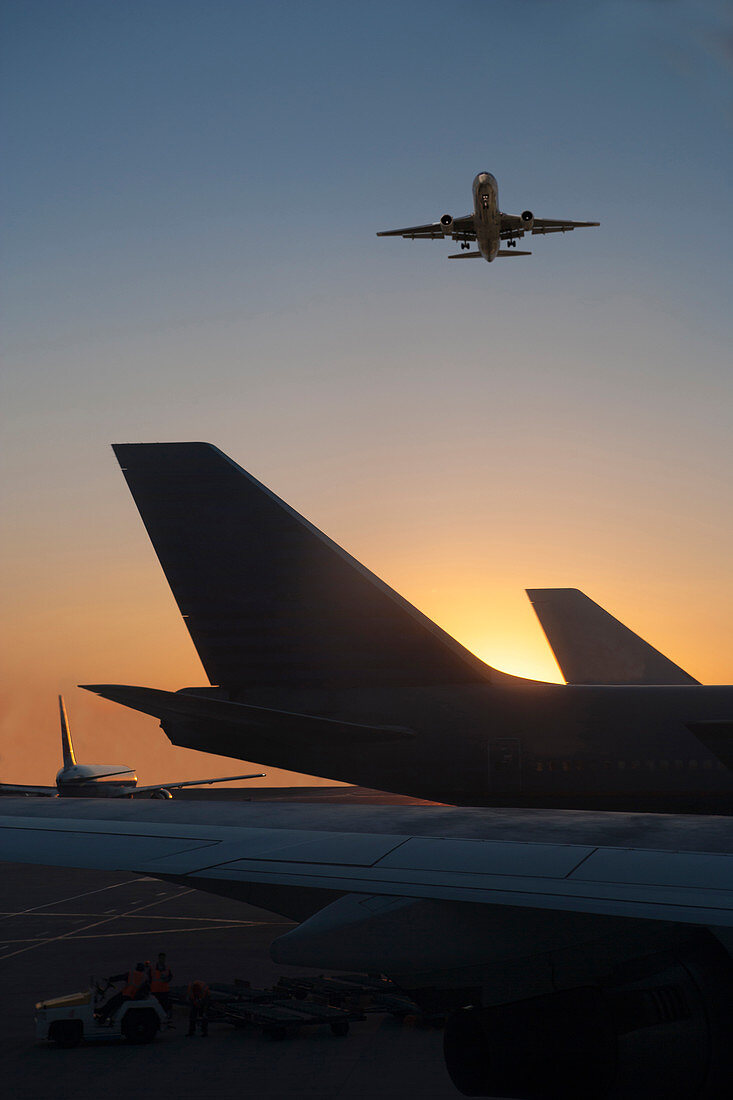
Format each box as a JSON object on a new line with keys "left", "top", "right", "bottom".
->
{"left": 472, "top": 172, "right": 501, "bottom": 262}
{"left": 141, "top": 678, "right": 733, "bottom": 815}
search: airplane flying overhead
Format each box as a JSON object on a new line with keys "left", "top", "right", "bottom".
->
{"left": 1, "top": 796, "right": 733, "bottom": 1098}
{"left": 0, "top": 694, "right": 264, "bottom": 798}
{"left": 82, "top": 442, "right": 733, "bottom": 814}
{"left": 526, "top": 588, "right": 700, "bottom": 686}
{"left": 377, "top": 172, "right": 599, "bottom": 262}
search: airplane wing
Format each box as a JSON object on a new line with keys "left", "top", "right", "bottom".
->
{"left": 527, "top": 588, "right": 699, "bottom": 686}
{"left": 500, "top": 214, "right": 599, "bottom": 240}
{"left": 530, "top": 217, "right": 600, "bottom": 234}
{"left": 1, "top": 801, "right": 733, "bottom": 929}
{"left": 4, "top": 800, "right": 731, "bottom": 1096}
{"left": 377, "top": 215, "right": 476, "bottom": 240}
{"left": 0, "top": 784, "right": 57, "bottom": 797}
{"left": 131, "top": 771, "right": 265, "bottom": 796}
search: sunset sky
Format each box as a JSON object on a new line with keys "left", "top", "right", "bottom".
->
{"left": 2, "top": 1, "right": 732, "bottom": 787}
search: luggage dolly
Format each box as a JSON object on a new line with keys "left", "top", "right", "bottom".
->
{"left": 225, "top": 998, "right": 351, "bottom": 1040}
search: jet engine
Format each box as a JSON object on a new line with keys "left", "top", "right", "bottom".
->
{"left": 149, "top": 788, "right": 173, "bottom": 799}
{"left": 520, "top": 210, "right": 534, "bottom": 231}
{"left": 443, "top": 932, "right": 733, "bottom": 1099}
{"left": 440, "top": 214, "right": 454, "bottom": 235}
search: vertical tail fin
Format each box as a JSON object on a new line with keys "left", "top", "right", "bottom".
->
{"left": 526, "top": 589, "right": 699, "bottom": 685}
{"left": 111, "top": 443, "right": 500, "bottom": 693}
{"left": 59, "top": 695, "right": 77, "bottom": 766}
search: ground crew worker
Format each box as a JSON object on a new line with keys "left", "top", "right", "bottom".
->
{"left": 186, "top": 980, "right": 210, "bottom": 1037}
{"left": 150, "top": 951, "right": 173, "bottom": 1022}
{"left": 99, "top": 961, "right": 150, "bottom": 1022}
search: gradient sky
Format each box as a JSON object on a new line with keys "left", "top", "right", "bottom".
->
{"left": 2, "top": 0, "right": 732, "bottom": 787}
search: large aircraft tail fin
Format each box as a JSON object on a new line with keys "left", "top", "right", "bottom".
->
{"left": 59, "top": 694, "right": 77, "bottom": 766}
{"left": 112, "top": 444, "right": 501, "bottom": 694}
{"left": 526, "top": 588, "right": 699, "bottom": 686}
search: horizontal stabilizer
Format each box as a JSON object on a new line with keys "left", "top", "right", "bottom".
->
{"left": 447, "top": 251, "right": 482, "bottom": 259}
{"left": 69, "top": 765, "right": 136, "bottom": 782}
{"left": 527, "top": 588, "right": 699, "bottom": 686}
{"left": 81, "top": 684, "right": 415, "bottom": 746}
{"left": 497, "top": 250, "right": 531, "bottom": 257}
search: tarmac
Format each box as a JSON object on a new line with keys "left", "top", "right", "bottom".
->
{"left": 0, "top": 787, "right": 462, "bottom": 1100}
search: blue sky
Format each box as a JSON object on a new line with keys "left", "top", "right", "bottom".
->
{"left": 2, "top": 0, "right": 732, "bottom": 782}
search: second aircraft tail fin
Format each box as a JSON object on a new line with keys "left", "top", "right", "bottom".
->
{"left": 527, "top": 588, "right": 699, "bottom": 686}
{"left": 59, "top": 695, "right": 77, "bottom": 766}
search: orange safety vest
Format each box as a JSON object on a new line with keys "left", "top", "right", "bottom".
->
{"left": 187, "top": 981, "right": 209, "bottom": 1004}
{"left": 123, "top": 968, "right": 147, "bottom": 998}
{"left": 151, "top": 966, "right": 171, "bottom": 993}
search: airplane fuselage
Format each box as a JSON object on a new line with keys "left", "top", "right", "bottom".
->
{"left": 164, "top": 680, "right": 733, "bottom": 815}
{"left": 472, "top": 172, "right": 501, "bottom": 262}
{"left": 55, "top": 762, "right": 137, "bottom": 797}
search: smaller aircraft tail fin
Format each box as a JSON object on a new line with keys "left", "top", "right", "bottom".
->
{"left": 59, "top": 695, "right": 77, "bottom": 767}
{"left": 448, "top": 251, "right": 483, "bottom": 259}
{"left": 497, "top": 250, "right": 531, "bottom": 257}
{"left": 527, "top": 589, "right": 699, "bottom": 685}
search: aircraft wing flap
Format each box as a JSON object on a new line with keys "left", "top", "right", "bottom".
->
{"left": 195, "top": 859, "right": 733, "bottom": 926}
{"left": 3, "top": 810, "right": 733, "bottom": 927}
{"left": 376, "top": 836, "right": 593, "bottom": 877}
{"left": 575, "top": 848, "right": 733, "bottom": 891}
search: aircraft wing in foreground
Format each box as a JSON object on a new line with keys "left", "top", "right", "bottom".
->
{"left": 1, "top": 798, "right": 732, "bottom": 1098}
{"left": 378, "top": 172, "right": 599, "bottom": 262}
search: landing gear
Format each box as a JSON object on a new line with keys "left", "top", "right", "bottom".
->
{"left": 506, "top": 238, "right": 517, "bottom": 248}
{"left": 460, "top": 239, "right": 470, "bottom": 250}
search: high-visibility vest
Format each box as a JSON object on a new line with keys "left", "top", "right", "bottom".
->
{"left": 187, "top": 981, "right": 209, "bottom": 1004}
{"left": 151, "top": 966, "right": 171, "bottom": 993}
{"left": 123, "top": 968, "right": 147, "bottom": 998}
